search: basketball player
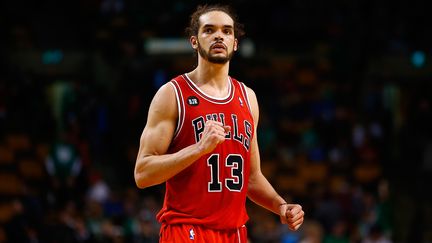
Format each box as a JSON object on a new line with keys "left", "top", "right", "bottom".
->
{"left": 134, "top": 4, "right": 304, "bottom": 242}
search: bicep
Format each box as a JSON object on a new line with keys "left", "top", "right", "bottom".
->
{"left": 137, "top": 83, "right": 178, "bottom": 158}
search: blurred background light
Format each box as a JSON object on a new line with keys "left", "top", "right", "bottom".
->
{"left": 411, "top": 50, "right": 426, "bottom": 68}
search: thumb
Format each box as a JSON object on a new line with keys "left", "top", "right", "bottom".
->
{"left": 223, "top": 125, "right": 231, "bottom": 133}
{"left": 279, "top": 203, "right": 288, "bottom": 224}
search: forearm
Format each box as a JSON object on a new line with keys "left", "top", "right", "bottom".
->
{"left": 247, "top": 172, "right": 287, "bottom": 215}
{"left": 134, "top": 143, "right": 204, "bottom": 188}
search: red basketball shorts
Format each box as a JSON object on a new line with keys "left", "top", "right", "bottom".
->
{"left": 159, "top": 223, "right": 248, "bottom": 243}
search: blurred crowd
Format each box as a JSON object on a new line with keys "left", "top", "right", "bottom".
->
{"left": 1, "top": 0, "right": 432, "bottom": 242}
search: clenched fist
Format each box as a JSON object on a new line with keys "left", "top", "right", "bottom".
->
{"left": 197, "top": 120, "right": 231, "bottom": 155}
{"left": 279, "top": 203, "right": 304, "bottom": 231}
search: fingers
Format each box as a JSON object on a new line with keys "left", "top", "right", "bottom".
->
{"left": 280, "top": 204, "right": 305, "bottom": 231}
{"left": 198, "top": 120, "right": 231, "bottom": 154}
{"left": 204, "top": 120, "right": 230, "bottom": 139}
{"left": 289, "top": 217, "right": 304, "bottom": 231}
{"left": 285, "top": 204, "right": 303, "bottom": 221}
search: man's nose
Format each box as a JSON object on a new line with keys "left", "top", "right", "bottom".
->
{"left": 214, "top": 31, "right": 224, "bottom": 41}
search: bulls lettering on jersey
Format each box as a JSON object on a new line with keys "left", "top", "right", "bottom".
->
{"left": 156, "top": 74, "right": 254, "bottom": 230}
{"left": 192, "top": 113, "right": 252, "bottom": 150}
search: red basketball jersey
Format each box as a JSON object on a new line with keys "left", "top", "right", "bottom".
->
{"left": 156, "top": 74, "right": 254, "bottom": 230}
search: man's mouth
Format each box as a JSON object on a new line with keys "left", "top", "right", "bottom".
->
{"left": 211, "top": 43, "right": 226, "bottom": 51}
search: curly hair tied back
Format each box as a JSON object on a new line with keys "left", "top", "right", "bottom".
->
{"left": 185, "top": 4, "right": 245, "bottom": 39}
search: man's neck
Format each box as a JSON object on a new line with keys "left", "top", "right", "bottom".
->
{"left": 187, "top": 62, "right": 231, "bottom": 97}
{"left": 188, "top": 61, "right": 230, "bottom": 88}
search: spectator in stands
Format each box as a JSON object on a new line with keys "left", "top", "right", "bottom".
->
{"left": 45, "top": 130, "right": 84, "bottom": 205}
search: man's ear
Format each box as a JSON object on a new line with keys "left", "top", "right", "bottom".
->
{"left": 190, "top": 36, "right": 198, "bottom": 50}
{"left": 234, "top": 38, "right": 238, "bottom": 51}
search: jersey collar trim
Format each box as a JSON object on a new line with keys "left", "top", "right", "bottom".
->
{"left": 182, "top": 73, "right": 235, "bottom": 104}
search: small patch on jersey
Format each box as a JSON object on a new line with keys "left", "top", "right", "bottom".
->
{"left": 239, "top": 97, "right": 243, "bottom": 107}
{"left": 189, "top": 228, "right": 195, "bottom": 240}
{"left": 187, "top": 96, "right": 199, "bottom": 106}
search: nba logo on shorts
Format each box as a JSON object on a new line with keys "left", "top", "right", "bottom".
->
{"left": 189, "top": 228, "right": 195, "bottom": 240}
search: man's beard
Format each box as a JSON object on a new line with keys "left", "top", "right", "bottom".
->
{"left": 197, "top": 42, "right": 234, "bottom": 64}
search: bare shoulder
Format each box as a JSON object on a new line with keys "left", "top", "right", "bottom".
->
{"left": 243, "top": 84, "right": 257, "bottom": 101}
{"left": 241, "top": 83, "right": 259, "bottom": 122}
{"left": 147, "top": 82, "right": 178, "bottom": 124}
{"left": 154, "top": 82, "right": 176, "bottom": 99}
